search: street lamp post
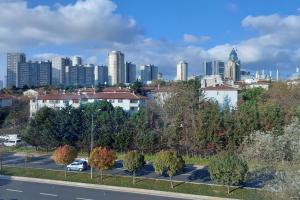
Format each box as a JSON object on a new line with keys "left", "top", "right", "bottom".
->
{"left": 90, "top": 113, "right": 94, "bottom": 179}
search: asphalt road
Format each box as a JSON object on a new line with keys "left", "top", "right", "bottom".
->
{"left": 2, "top": 154, "right": 212, "bottom": 184}
{"left": 2, "top": 154, "right": 268, "bottom": 188}
{"left": 0, "top": 179, "right": 189, "bottom": 200}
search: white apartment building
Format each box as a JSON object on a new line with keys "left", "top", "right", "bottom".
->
{"left": 29, "top": 88, "right": 146, "bottom": 117}
{"left": 108, "top": 51, "right": 125, "bottom": 85}
{"left": 201, "top": 75, "right": 223, "bottom": 88}
{"left": 176, "top": 61, "right": 188, "bottom": 81}
{"left": 202, "top": 84, "right": 239, "bottom": 108}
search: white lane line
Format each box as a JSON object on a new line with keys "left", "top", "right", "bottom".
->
{"left": 40, "top": 193, "right": 58, "bottom": 197}
{"left": 76, "top": 198, "right": 94, "bottom": 200}
{"left": 6, "top": 189, "right": 23, "bottom": 193}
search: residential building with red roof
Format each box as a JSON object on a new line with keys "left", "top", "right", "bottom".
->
{"left": 30, "top": 89, "right": 147, "bottom": 117}
{"left": 0, "top": 94, "right": 13, "bottom": 108}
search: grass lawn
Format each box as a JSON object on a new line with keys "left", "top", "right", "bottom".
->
{"left": 0, "top": 166, "right": 271, "bottom": 200}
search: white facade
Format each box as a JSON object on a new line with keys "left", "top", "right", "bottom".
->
{"left": 72, "top": 56, "right": 82, "bottom": 66}
{"left": 176, "top": 61, "right": 188, "bottom": 81}
{"left": 108, "top": 51, "right": 125, "bottom": 85}
{"left": 203, "top": 85, "right": 238, "bottom": 108}
{"left": 30, "top": 90, "right": 145, "bottom": 118}
{"left": 201, "top": 75, "right": 223, "bottom": 88}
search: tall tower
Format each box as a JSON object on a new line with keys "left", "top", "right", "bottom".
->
{"left": 7, "top": 53, "right": 26, "bottom": 88}
{"left": 72, "top": 56, "right": 82, "bottom": 66}
{"left": 176, "top": 61, "right": 188, "bottom": 81}
{"left": 125, "top": 62, "right": 136, "bottom": 83}
{"left": 51, "top": 57, "right": 71, "bottom": 86}
{"left": 225, "top": 48, "right": 241, "bottom": 81}
{"left": 108, "top": 51, "right": 125, "bottom": 85}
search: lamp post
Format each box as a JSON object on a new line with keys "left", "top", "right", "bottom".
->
{"left": 90, "top": 113, "right": 94, "bottom": 179}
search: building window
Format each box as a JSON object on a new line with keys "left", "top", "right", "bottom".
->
{"left": 130, "top": 100, "right": 138, "bottom": 103}
{"left": 118, "top": 99, "right": 123, "bottom": 103}
{"left": 42, "top": 100, "right": 46, "bottom": 103}
{"left": 73, "top": 100, "right": 79, "bottom": 103}
{"left": 63, "top": 100, "right": 69, "bottom": 104}
{"left": 130, "top": 107, "right": 138, "bottom": 112}
{"left": 109, "top": 99, "right": 114, "bottom": 103}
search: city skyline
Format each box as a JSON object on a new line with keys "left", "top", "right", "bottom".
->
{"left": 1, "top": 0, "right": 300, "bottom": 81}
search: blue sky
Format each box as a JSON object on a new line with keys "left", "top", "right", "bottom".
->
{"left": 1, "top": 0, "right": 300, "bottom": 81}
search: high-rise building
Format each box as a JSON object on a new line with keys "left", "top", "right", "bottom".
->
{"left": 39, "top": 61, "right": 52, "bottom": 86}
{"left": 7, "top": 53, "right": 26, "bottom": 88}
{"left": 94, "top": 65, "right": 108, "bottom": 85}
{"left": 0, "top": 80, "right": 3, "bottom": 89}
{"left": 72, "top": 56, "right": 82, "bottom": 66}
{"left": 140, "top": 64, "right": 158, "bottom": 83}
{"left": 225, "top": 49, "right": 241, "bottom": 81}
{"left": 204, "top": 60, "right": 225, "bottom": 78}
{"left": 176, "top": 61, "right": 188, "bottom": 81}
{"left": 17, "top": 61, "right": 52, "bottom": 88}
{"left": 108, "top": 51, "right": 125, "bottom": 85}
{"left": 125, "top": 62, "right": 136, "bottom": 83}
{"left": 85, "top": 64, "right": 95, "bottom": 87}
{"left": 51, "top": 57, "right": 72, "bottom": 86}
{"left": 65, "top": 65, "right": 94, "bottom": 87}
{"left": 18, "top": 62, "right": 31, "bottom": 87}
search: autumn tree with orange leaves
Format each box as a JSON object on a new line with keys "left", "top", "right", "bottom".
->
{"left": 88, "top": 147, "right": 117, "bottom": 181}
{"left": 52, "top": 145, "right": 78, "bottom": 177}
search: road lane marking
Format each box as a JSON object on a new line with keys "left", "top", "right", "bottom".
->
{"left": 40, "top": 193, "right": 58, "bottom": 197}
{"left": 6, "top": 189, "right": 23, "bottom": 192}
{"left": 76, "top": 198, "right": 94, "bottom": 200}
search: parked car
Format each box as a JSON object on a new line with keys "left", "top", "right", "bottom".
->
{"left": 67, "top": 160, "right": 88, "bottom": 171}
{"left": 3, "top": 139, "right": 22, "bottom": 147}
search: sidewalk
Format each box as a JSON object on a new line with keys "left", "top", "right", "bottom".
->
{"left": 0, "top": 175, "right": 240, "bottom": 200}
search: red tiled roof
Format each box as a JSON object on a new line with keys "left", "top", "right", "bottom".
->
{"left": 0, "top": 94, "right": 13, "bottom": 100}
{"left": 202, "top": 84, "right": 239, "bottom": 91}
{"left": 102, "top": 87, "right": 130, "bottom": 92}
{"left": 92, "top": 92, "right": 146, "bottom": 100}
{"left": 37, "top": 92, "right": 147, "bottom": 101}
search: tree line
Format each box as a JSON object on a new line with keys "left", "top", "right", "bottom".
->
{"left": 23, "top": 80, "right": 300, "bottom": 156}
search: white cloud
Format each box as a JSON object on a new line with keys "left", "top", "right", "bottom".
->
{"left": 183, "top": 34, "right": 211, "bottom": 44}
{"left": 1, "top": 1, "right": 300, "bottom": 79}
{"left": 0, "top": 0, "right": 142, "bottom": 50}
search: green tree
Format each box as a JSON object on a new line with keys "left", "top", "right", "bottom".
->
{"left": 153, "top": 150, "right": 185, "bottom": 188}
{"left": 23, "top": 107, "right": 59, "bottom": 150}
{"left": 88, "top": 147, "right": 117, "bottom": 181}
{"left": 209, "top": 153, "right": 248, "bottom": 194}
{"left": 123, "top": 151, "right": 145, "bottom": 184}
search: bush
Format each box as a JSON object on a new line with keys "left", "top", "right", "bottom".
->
{"left": 209, "top": 153, "right": 248, "bottom": 194}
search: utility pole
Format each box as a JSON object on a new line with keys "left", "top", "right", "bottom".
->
{"left": 90, "top": 113, "right": 94, "bottom": 179}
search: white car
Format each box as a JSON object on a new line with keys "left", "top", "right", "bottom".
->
{"left": 67, "top": 160, "right": 88, "bottom": 171}
{"left": 4, "top": 139, "right": 22, "bottom": 147}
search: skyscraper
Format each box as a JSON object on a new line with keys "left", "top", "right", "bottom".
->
{"left": 176, "top": 61, "right": 188, "bottom": 81}
{"left": 140, "top": 64, "right": 158, "bottom": 83}
{"left": 125, "top": 62, "right": 136, "bottom": 83}
{"left": 72, "top": 56, "right": 82, "bottom": 66}
{"left": 108, "top": 51, "right": 125, "bottom": 85}
{"left": 85, "top": 64, "right": 95, "bottom": 87}
{"left": 0, "top": 80, "right": 3, "bottom": 89}
{"left": 38, "top": 61, "right": 52, "bottom": 86}
{"left": 7, "top": 53, "right": 26, "bottom": 88}
{"left": 204, "top": 60, "right": 225, "bottom": 78}
{"left": 225, "top": 49, "right": 241, "bottom": 81}
{"left": 94, "top": 65, "right": 108, "bottom": 85}
{"left": 51, "top": 57, "right": 72, "bottom": 86}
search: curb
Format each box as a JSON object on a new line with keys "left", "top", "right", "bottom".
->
{"left": 0, "top": 175, "right": 239, "bottom": 200}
